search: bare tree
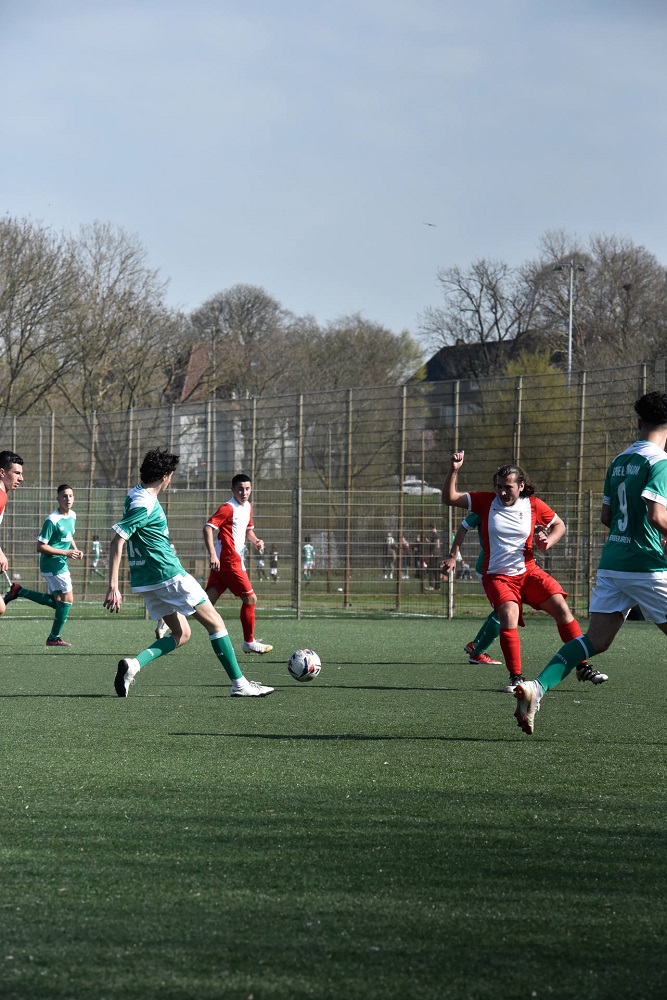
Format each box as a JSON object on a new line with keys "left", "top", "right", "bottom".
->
{"left": 0, "top": 217, "right": 78, "bottom": 417}
{"left": 56, "top": 222, "right": 173, "bottom": 416}
{"left": 419, "top": 259, "right": 539, "bottom": 375}
{"left": 305, "top": 314, "right": 423, "bottom": 390}
{"left": 530, "top": 230, "right": 667, "bottom": 369}
{"left": 191, "top": 284, "right": 300, "bottom": 398}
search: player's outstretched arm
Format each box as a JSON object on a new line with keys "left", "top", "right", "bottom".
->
{"left": 442, "top": 451, "right": 469, "bottom": 509}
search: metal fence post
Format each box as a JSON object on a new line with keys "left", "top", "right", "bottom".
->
{"left": 49, "top": 411, "right": 55, "bottom": 490}
{"left": 126, "top": 407, "right": 134, "bottom": 489}
{"left": 83, "top": 412, "right": 98, "bottom": 600}
{"left": 294, "top": 394, "right": 304, "bottom": 619}
{"left": 343, "top": 389, "right": 353, "bottom": 610}
{"left": 395, "top": 386, "right": 407, "bottom": 610}
{"left": 513, "top": 375, "right": 523, "bottom": 465}
{"left": 205, "top": 400, "right": 212, "bottom": 494}
{"left": 574, "top": 371, "right": 587, "bottom": 615}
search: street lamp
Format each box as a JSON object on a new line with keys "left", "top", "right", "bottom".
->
{"left": 554, "top": 259, "right": 585, "bottom": 388}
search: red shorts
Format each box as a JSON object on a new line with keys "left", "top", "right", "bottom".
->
{"left": 483, "top": 565, "right": 566, "bottom": 624}
{"left": 206, "top": 566, "right": 254, "bottom": 599}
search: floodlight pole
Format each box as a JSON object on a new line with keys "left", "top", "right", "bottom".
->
{"left": 567, "top": 260, "right": 574, "bottom": 390}
{"left": 554, "top": 259, "right": 585, "bottom": 390}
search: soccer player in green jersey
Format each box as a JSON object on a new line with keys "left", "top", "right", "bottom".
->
{"left": 442, "top": 514, "right": 502, "bottom": 665}
{"left": 5, "top": 483, "right": 82, "bottom": 646}
{"left": 514, "top": 391, "right": 667, "bottom": 734}
{"left": 302, "top": 538, "right": 316, "bottom": 585}
{"left": 104, "top": 447, "right": 273, "bottom": 699}
{"left": 0, "top": 450, "right": 24, "bottom": 619}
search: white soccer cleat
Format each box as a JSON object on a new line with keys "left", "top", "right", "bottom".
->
{"left": 503, "top": 674, "right": 525, "bottom": 693}
{"left": 243, "top": 639, "right": 274, "bottom": 654}
{"left": 514, "top": 680, "right": 543, "bottom": 735}
{"left": 115, "top": 657, "right": 140, "bottom": 698}
{"left": 155, "top": 619, "right": 169, "bottom": 640}
{"left": 230, "top": 678, "right": 274, "bottom": 697}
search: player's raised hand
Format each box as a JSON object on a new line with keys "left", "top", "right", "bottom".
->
{"left": 450, "top": 451, "right": 465, "bottom": 471}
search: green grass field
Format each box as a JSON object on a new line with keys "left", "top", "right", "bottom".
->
{"left": 1, "top": 613, "right": 666, "bottom": 1000}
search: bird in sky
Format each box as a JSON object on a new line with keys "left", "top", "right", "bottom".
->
{"left": 423, "top": 222, "right": 437, "bottom": 227}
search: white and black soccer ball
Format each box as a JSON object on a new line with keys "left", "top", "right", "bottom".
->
{"left": 288, "top": 648, "right": 322, "bottom": 682}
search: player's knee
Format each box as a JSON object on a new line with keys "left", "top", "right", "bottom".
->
{"left": 245, "top": 592, "right": 257, "bottom": 606}
{"left": 173, "top": 622, "right": 192, "bottom": 646}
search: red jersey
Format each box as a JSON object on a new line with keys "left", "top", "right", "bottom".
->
{"left": 206, "top": 498, "right": 254, "bottom": 572}
{"left": 467, "top": 491, "right": 557, "bottom": 576}
{"left": 0, "top": 488, "right": 7, "bottom": 526}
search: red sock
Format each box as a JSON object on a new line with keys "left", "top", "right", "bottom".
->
{"left": 557, "top": 619, "right": 581, "bottom": 644}
{"left": 499, "top": 628, "right": 522, "bottom": 676}
{"left": 240, "top": 603, "right": 255, "bottom": 643}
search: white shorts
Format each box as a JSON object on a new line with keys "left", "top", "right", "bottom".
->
{"left": 139, "top": 574, "right": 209, "bottom": 621}
{"left": 42, "top": 570, "right": 73, "bottom": 595}
{"left": 589, "top": 573, "right": 667, "bottom": 624}
{"left": 303, "top": 561, "right": 314, "bottom": 571}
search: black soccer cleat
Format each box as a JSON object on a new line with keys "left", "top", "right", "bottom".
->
{"left": 3, "top": 582, "right": 22, "bottom": 604}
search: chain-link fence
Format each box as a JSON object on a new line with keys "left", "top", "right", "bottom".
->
{"left": 1, "top": 359, "right": 662, "bottom": 618}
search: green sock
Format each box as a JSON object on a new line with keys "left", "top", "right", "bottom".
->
{"left": 136, "top": 636, "right": 177, "bottom": 668}
{"left": 17, "top": 587, "right": 56, "bottom": 609}
{"left": 210, "top": 631, "right": 243, "bottom": 681}
{"left": 48, "top": 601, "right": 72, "bottom": 639}
{"left": 536, "top": 634, "right": 596, "bottom": 692}
{"left": 472, "top": 612, "right": 500, "bottom": 654}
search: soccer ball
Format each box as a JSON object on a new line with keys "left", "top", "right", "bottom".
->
{"left": 288, "top": 648, "right": 322, "bottom": 682}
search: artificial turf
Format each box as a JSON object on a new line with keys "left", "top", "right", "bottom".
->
{"left": 0, "top": 614, "right": 665, "bottom": 999}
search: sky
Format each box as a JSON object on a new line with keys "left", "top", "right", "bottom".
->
{"left": 2, "top": 0, "right": 667, "bottom": 341}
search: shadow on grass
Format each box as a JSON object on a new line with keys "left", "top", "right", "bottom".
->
{"left": 0, "top": 693, "right": 108, "bottom": 699}
{"left": 169, "top": 731, "right": 516, "bottom": 742}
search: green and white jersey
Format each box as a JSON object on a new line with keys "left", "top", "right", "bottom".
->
{"left": 302, "top": 543, "right": 315, "bottom": 564}
{"left": 38, "top": 509, "right": 77, "bottom": 575}
{"left": 112, "top": 485, "right": 185, "bottom": 591}
{"left": 598, "top": 440, "right": 667, "bottom": 577}
{"left": 461, "top": 511, "right": 484, "bottom": 575}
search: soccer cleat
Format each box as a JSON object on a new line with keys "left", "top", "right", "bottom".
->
{"left": 464, "top": 642, "right": 502, "bottom": 665}
{"left": 155, "top": 619, "right": 170, "bottom": 640}
{"left": 115, "top": 657, "right": 140, "bottom": 697}
{"left": 3, "top": 582, "right": 22, "bottom": 604}
{"left": 230, "top": 678, "right": 275, "bottom": 697}
{"left": 502, "top": 673, "right": 525, "bottom": 693}
{"left": 576, "top": 661, "right": 609, "bottom": 685}
{"left": 46, "top": 637, "right": 72, "bottom": 647}
{"left": 242, "top": 639, "right": 274, "bottom": 654}
{"left": 514, "top": 680, "right": 542, "bottom": 735}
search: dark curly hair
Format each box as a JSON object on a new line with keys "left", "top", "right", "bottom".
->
{"left": 140, "top": 448, "right": 179, "bottom": 484}
{"left": 493, "top": 463, "right": 536, "bottom": 497}
{"left": 634, "top": 391, "right": 667, "bottom": 428}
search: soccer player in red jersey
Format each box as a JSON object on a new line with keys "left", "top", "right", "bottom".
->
{"left": 0, "top": 450, "right": 24, "bottom": 618}
{"left": 442, "top": 451, "right": 604, "bottom": 691}
{"left": 203, "top": 473, "right": 273, "bottom": 655}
